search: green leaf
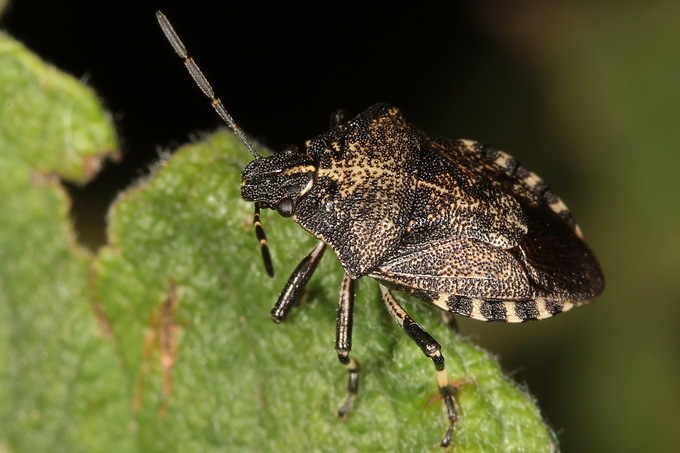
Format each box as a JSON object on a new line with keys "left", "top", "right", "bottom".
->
{"left": 1, "top": 31, "right": 556, "bottom": 452}
{"left": 0, "top": 32, "right": 127, "bottom": 452}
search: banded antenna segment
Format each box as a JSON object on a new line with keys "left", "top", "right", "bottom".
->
{"left": 156, "top": 11, "right": 261, "bottom": 159}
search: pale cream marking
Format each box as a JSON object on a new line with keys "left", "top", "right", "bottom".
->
{"left": 573, "top": 225, "right": 583, "bottom": 239}
{"left": 280, "top": 165, "right": 316, "bottom": 176}
{"left": 522, "top": 172, "right": 544, "bottom": 189}
{"left": 546, "top": 197, "right": 585, "bottom": 238}
{"left": 436, "top": 367, "right": 449, "bottom": 389}
{"left": 535, "top": 300, "right": 552, "bottom": 319}
{"left": 543, "top": 194, "right": 585, "bottom": 239}
{"left": 317, "top": 165, "right": 404, "bottom": 199}
{"left": 469, "top": 299, "right": 485, "bottom": 321}
{"left": 459, "top": 139, "right": 477, "bottom": 151}
{"left": 432, "top": 294, "right": 450, "bottom": 312}
{"left": 503, "top": 301, "right": 523, "bottom": 323}
{"left": 493, "top": 151, "right": 515, "bottom": 170}
{"left": 549, "top": 199, "right": 569, "bottom": 215}
{"left": 300, "top": 178, "right": 315, "bottom": 197}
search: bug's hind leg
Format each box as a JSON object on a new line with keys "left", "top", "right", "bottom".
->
{"left": 380, "top": 284, "right": 458, "bottom": 448}
{"left": 335, "top": 273, "right": 360, "bottom": 417}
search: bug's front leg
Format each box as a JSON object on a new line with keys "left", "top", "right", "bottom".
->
{"left": 270, "top": 241, "right": 326, "bottom": 322}
{"left": 336, "top": 273, "right": 360, "bottom": 417}
{"left": 380, "top": 284, "right": 458, "bottom": 448}
{"left": 253, "top": 203, "right": 274, "bottom": 278}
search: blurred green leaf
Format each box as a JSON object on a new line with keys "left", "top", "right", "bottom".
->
{"left": 0, "top": 31, "right": 556, "bottom": 452}
{"left": 0, "top": 33, "right": 117, "bottom": 182}
{"left": 0, "top": 32, "right": 127, "bottom": 452}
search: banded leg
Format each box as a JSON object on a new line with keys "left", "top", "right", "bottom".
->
{"left": 270, "top": 242, "right": 326, "bottom": 323}
{"left": 380, "top": 285, "right": 458, "bottom": 448}
{"left": 254, "top": 203, "right": 274, "bottom": 277}
{"left": 336, "top": 273, "right": 360, "bottom": 417}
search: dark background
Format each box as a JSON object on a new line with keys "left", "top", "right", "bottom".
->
{"left": 3, "top": 1, "right": 679, "bottom": 452}
{"left": 4, "top": 1, "right": 561, "bottom": 248}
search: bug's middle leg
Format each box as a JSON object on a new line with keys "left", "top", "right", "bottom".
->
{"left": 335, "top": 273, "right": 360, "bottom": 417}
{"left": 380, "top": 284, "right": 458, "bottom": 448}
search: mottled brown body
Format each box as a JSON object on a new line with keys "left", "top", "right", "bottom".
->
{"left": 278, "top": 103, "right": 604, "bottom": 322}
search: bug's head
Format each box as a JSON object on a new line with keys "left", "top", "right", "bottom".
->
{"left": 241, "top": 146, "right": 317, "bottom": 218}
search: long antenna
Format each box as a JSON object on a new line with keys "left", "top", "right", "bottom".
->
{"left": 157, "top": 11, "right": 275, "bottom": 277}
{"left": 156, "top": 11, "right": 261, "bottom": 159}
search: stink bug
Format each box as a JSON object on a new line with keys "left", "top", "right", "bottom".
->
{"left": 157, "top": 11, "right": 604, "bottom": 448}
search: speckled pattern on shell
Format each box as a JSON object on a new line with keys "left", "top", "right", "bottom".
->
{"left": 269, "top": 103, "right": 604, "bottom": 322}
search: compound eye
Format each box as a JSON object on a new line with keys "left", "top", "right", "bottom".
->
{"left": 276, "top": 197, "right": 294, "bottom": 217}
